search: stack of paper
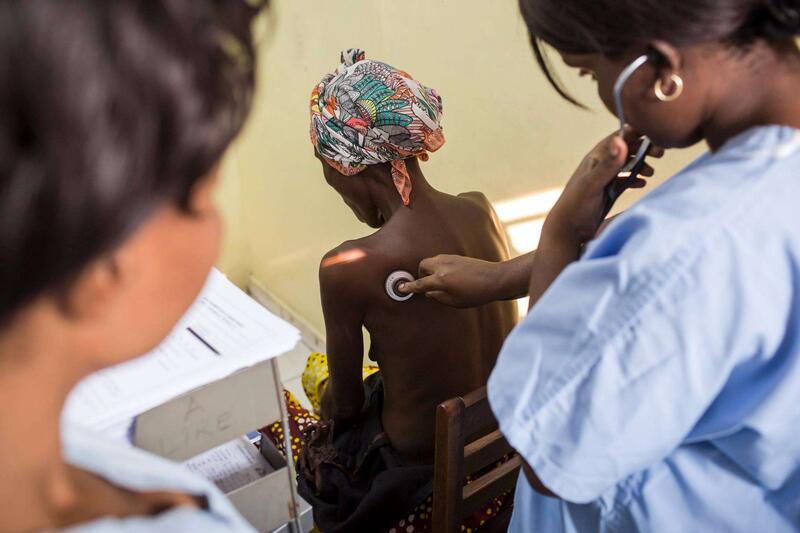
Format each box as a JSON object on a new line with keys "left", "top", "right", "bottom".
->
{"left": 62, "top": 269, "right": 300, "bottom": 442}
{"left": 184, "top": 436, "right": 274, "bottom": 493}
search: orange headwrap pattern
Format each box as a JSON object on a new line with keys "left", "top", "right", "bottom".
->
{"left": 310, "top": 49, "right": 445, "bottom": 205}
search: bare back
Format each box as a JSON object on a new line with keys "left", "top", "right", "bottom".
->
{"left": 320, "top": 191, "right": 517, "bottom": 463}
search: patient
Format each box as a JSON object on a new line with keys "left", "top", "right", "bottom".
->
{"left": 297, "top": 49, "right": 517, "bottom": 532}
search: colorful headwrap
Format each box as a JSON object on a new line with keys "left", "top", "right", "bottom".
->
{"left": 310, "top": 49, "right": 445, "bottom": 206}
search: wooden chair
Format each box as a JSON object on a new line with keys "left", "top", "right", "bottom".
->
{"left": 432, "top": 386, "right": 523, "bottom": 533}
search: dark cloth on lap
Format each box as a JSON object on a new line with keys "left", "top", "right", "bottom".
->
{"left": 297, "top": 372, "right": 433, "bottom": 533}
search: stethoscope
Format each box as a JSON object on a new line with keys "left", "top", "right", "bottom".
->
{"left": 601, "top": 53, "right": 654, "bottom": 219}
{"left": 385, "top": 269, "right": 415, "bottom": 302}
{"left": 385, "top": 53, "right": 656, "bottom": 302}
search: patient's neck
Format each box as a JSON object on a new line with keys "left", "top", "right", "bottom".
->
{"left": 0, "top": 306, "right": 91, "bottom": 530}
{"left": 373, "top": 159, "right": 437, "bottom": 224}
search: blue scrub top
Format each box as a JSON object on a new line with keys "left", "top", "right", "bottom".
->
{"left": 488, "top": 125, "right": 800, "bottom": 532}
{"left": 60, "top": 424, "right": 255, "bottom": 532}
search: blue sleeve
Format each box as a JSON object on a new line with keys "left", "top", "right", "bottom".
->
{"left": 488, "top": 215, "right": 754, "bottom": 503}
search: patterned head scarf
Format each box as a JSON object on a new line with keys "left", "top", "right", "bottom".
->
{"left": 310, "top": 49, "right": 445, "bottom": 206}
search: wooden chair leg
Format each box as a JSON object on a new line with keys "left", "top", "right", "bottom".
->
{"left": 433, "top": 399, "right": 465, "bottom": 533}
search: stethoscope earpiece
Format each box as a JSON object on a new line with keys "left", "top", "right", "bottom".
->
{"left": 613, "top": 53, "right": 650, "bottom": 137}
{"left": 602, "top": 52, "right": 655, "bottom": 220}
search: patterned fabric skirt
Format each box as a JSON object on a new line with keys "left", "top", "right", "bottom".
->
{"left": 261, "top": 353, "right": 512, "bottom": 533}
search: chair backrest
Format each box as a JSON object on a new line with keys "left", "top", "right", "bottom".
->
{"left": 432, "top": 386, "right": 522, "bottom": 533}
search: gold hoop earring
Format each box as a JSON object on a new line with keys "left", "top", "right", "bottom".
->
{"left": 654, "top": 74, "right": 684, "bottom": 102}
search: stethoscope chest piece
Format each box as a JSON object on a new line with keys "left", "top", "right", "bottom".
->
{"left": 385, "top": 270, "right": 415, "bottom": 302}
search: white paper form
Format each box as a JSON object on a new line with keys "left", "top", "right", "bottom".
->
{"left": 62, "top": 269, "right": 300, "bottom": 440}
{"left": 183, "top": 436, "right": 274, "bottom": 493}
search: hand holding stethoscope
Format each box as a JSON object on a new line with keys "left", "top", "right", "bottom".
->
{"left": 600, "top": 52, "right": 666, "bottom": 221}
{"left": 545, "top": 53, "right": 668, "bottom": 244}
{"left": 544, "top": 130, "right": 659, "bottom": 246}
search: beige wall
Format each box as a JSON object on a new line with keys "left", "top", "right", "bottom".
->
{"left": 215, "top": 0, "right": 704, "bottom": 335}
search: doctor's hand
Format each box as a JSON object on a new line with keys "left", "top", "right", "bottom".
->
{"left": 401, "top": 131, "right": 663, "bottom": 308}
{"left": 546, "top": 130, "right": 662, "bottom": 245}
{"left": 396, "top": 255, "right": 505, "bottom": 308}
